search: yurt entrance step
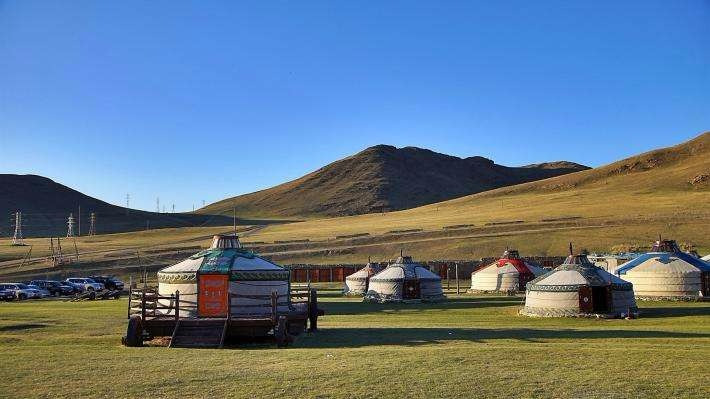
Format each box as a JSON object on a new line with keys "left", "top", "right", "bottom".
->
{"left": 169, "top": 318, "right": 228, "bottom": 349}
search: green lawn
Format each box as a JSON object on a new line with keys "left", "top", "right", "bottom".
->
{"left": 1, "top": 295, "right": 709, "bottom": 398}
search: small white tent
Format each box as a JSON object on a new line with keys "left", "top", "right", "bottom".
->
{"left": 365, "top": 255, "right": 444, "bottom": 303}
{"left": 344, "top": 259, "right": 383, "bottom": 295}
{"left": 470, "top": 249, "right": 546, "bottom": 293}
{"left": 615, "top": 240, "right": 710, "bottom": 300}
{"left": 521, "top": 253, "right": 638, "bottom": 318}
{"left": 157, "top": 234, "right": 291, "bottom": 317}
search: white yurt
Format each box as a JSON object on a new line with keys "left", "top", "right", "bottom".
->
{"left": 344, "top": 258, "right": 384, "bottom": 295}
{"left": 521, "top": 253, "right": 638, "bottom": 318}
{"left": 157, "top": 234, "right": 291, "bottom": 317}
{"left": 364, "top": 255, "right": 444, "bottom": 303}
{"left": 615, "top": 239, "right": 710, "bottom": 300}
{"left": 470, "top": 249, "right": 546, "bottom": 293}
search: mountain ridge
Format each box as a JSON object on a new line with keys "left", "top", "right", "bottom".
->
{"left": 199, "top": 144, "right": 589, "bottom": 218}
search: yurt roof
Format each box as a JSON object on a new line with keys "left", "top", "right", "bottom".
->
{"left": 493, "top": 249, "right": 545, "bottom": 275}
{"left": 346, "top": 262, "right": 382, "bottom": 281}
{"left": 527, "top": 254, "right": 632, "bottom": 292}
{"left": 158, "top": 234, "right": 288, "bottom": 281}
{"left": 616, "top": 240, "right": 710, "bottom": 275}
{"left": 370, "top": 256, "right": 441, "bottom": 282}
{"left": 702, "top": 254, "right": 710, "bottom": 262}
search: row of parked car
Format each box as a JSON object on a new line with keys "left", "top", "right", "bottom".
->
{"left": 0, "top": 276, "right": 125, "bottom": 301}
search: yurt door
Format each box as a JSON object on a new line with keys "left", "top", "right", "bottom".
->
{"left": 591, "top": 286, "right": 610, "bottom": 313}
{"left": 403, "top": 279, "right": 420, "bottom": 299}
{"left": 702, "top": 272, "right": 710, "bottom": 297}
{"left": 578, "top": 286, "right": 593, "bottom": 313}
{"left": 198, "top": 274, "right": 229, "bottom": 318}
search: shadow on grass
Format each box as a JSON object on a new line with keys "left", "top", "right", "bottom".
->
{"left": 640, "top": 306, "right": 710, "bottom": 319}
{"left": 0, "top": 323, "right": 49, "bottom": 332}
{"left": 320, "top": 296, "right": 523, "bottom": 316}
{"left": 294, "top": 327, "right": 710, "bottom": 348}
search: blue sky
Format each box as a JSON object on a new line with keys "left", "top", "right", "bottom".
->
{"left": 1, "top": 1, "right": 709, "bottom": 212}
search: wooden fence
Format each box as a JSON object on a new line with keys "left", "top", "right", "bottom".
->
{"left": 283, "top": 256, "right": 568, "bottom": 283}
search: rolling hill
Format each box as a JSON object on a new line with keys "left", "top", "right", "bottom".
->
{"left": 199, "top": 145, "right": 588, "bottom": 218}
{"left": 228, "top": 131, "right": 710, "bottom": 261}
{"left": 0, "top": 174, "right": 235, "bottom": 237}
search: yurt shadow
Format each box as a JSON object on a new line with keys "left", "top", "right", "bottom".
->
{"left": 320, "top": 296, "right": 522, "bottom": 316}
{"left": 636, "top": 306, "right": 710, "bottom": 319}
{"left": 295, "top": 327, "right": 710, "bottom": 348}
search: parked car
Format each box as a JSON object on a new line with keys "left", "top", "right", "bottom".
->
{"left": 30, "top": 280, "right": 76, "bottom": 296}
{"left": 26, "top": 284, "right": 50, "bottom": 298}
{"left": 88, "top": 276, "right": 125, "bottom": 291}
{"left": 0, "top": 283, "right": 37, "bottom": 300}
{"left": 0, "top": 288, "right": 15, "bottom": 301}
{"left": 64, "top": 278, "right": 104, "bottom": 292}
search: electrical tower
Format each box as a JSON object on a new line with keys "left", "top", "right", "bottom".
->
{"left": 156, "top": 197, "right": 160, "bottom": 213}
{"left": 11, "top": 211, "right": 24, "bottom": 246}
{"left": 67, "top": 213, "right": 75, "bottom": 238}
{"left": 172, "top": 204, "right": 175, "bottom": 213}
{"left": 88, "top": 212, "right": 96, "bottom": 236}
{"left": 126, "top": 194, "right": 130, "bottom": 215}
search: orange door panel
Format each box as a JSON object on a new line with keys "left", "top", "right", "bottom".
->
{"left": 198, "top": 274, "right": 229, "bottom": 317}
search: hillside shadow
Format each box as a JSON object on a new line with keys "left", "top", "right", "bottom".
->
{"left": 320, "top": 296, "right": 523, "bottom": 316}
{"left": 639, "top": 306, "right": 710, "bottom": 319}
{"left": 295, "top": 327, "right": 710, "bottom": 348}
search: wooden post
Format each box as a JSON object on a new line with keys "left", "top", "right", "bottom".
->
{"left": 446, "top": 265, "right": 450, "bottom": 290}
{"left": 455, "top": 262, "right": 460, "bottom": 295}
{"left": 175, "top": 290, "right": 180, "bottom": 322}
{"left": 270, "top": 291, "right": 278, "bottom": 324}
{"left": 127, "top": 278, "right": 132, "bottom": 319}
{"left": 308, "top": 288, "right": 318, "bottom": 332}
{"left": 141, "top": 288, "right": 146, "bottom": 321}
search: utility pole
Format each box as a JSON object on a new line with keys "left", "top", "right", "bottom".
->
{"left": 126, "top": 194, "right": 130, "bottom": 215}
{"left": 156, "top": 197, "right": 160, "bottom": 213}
{"left": 202, "top": 200, "right": 205, "bottom": 207}
{"left": 172, "top": 204, "right": 175, "bottom": 213}
{"left": 66, "top": 213, "right": 75, "bottom": 238}
{"left": 11, "top": 211, "right": 23, "bottom": 246}
{"left": 88, "top": 212, "right": 96, "bottom": 236}
{"left": 78, "top": 205, "right": 81, "bottom": 236}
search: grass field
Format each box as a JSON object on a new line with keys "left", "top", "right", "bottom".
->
{"left": 1, "top": 293, "right": 708, "bottom": 398}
